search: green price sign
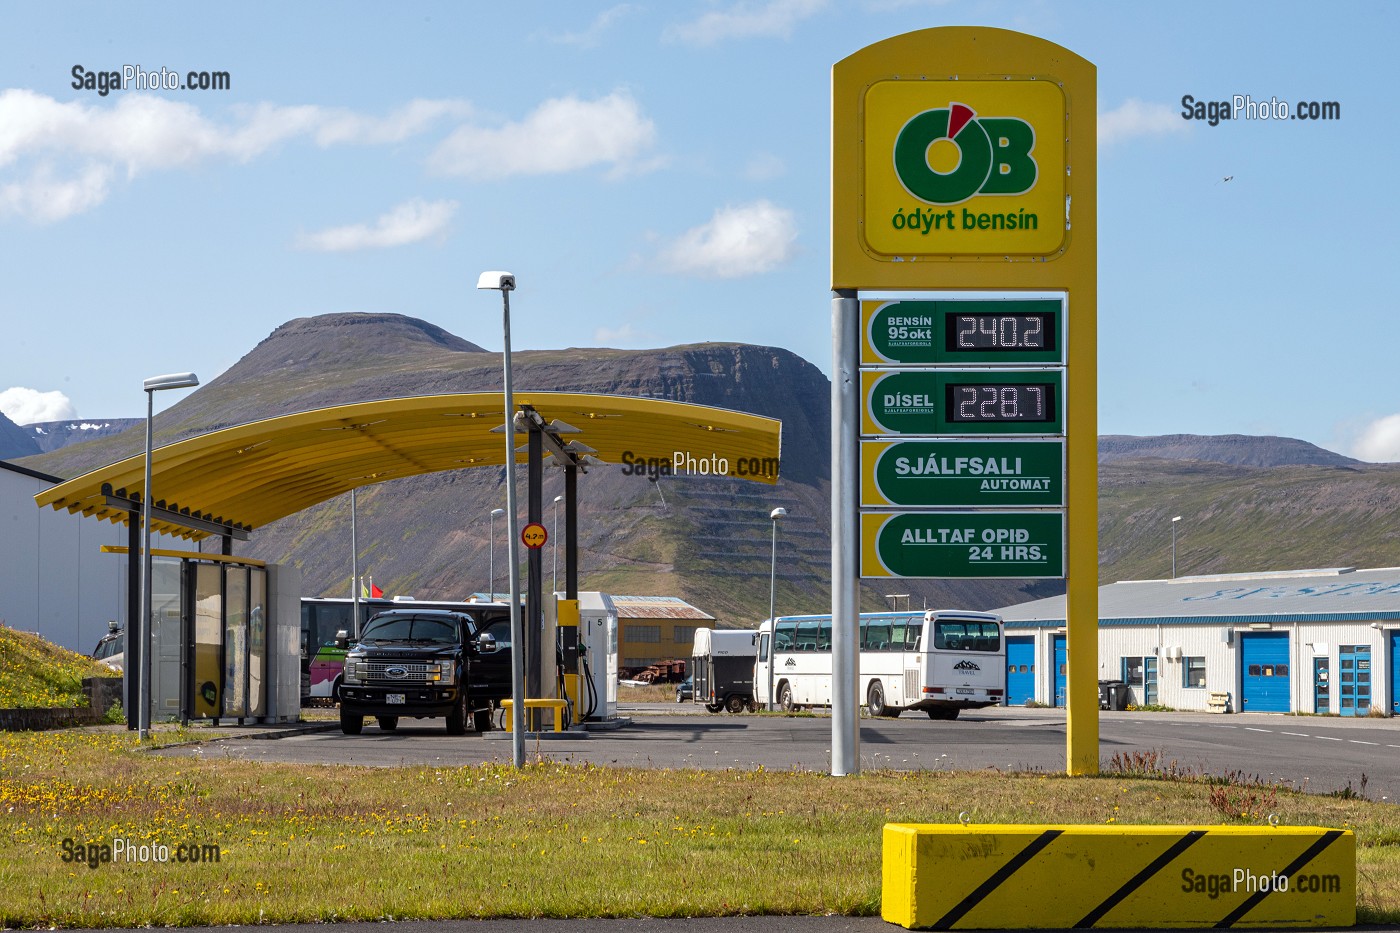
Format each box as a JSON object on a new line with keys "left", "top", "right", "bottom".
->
{"left": 863, "top": 439, "right": 1064, "bottom": 508}
{"left": 861, "top": 369, "right": 1064, "bottom": 436}
{"left": 861, "top": 511, "right": 1065, "bottom": 579}
{"left": 862, "top": 298, "right": 1064, "bottom": 365}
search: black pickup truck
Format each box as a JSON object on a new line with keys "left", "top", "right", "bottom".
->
{"left": 336, "top": 607, "right": 511, "bottom": 735}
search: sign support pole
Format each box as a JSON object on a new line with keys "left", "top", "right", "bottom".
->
{"left": 831, "top": 289, "right": 860, "bottom": 776}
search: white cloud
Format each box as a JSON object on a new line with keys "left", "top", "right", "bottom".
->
{"left": 1351, "top": 414, "right": 1400, "bottom": 463}
{"left": 743, "top": 152, "right": 786, "bottom": 181}
{"left": 0, "top": 90, "right": 470, "bottom": 222}
{"left": 658, "top": 200, "right": 798, "bottom": 278}
{"left": 593, "top": 323, "right": 655, "bottom": 346}
{"left": 665, "top": 0, "right": 828, "bottom": 45}
{"left": 1099, "top": 98, "right": 1189, "bottom": 146}
{"left": 429, "top": 91, "right": 657, "bottom": 179}
{"left": 544, "top": 4, "right": 637, "bottom": 47}
{"left": 295, "top": 198, "right": 459, "bottom": 252}
{"left": 0, "top": 387, "right": 77, "bottom": 424}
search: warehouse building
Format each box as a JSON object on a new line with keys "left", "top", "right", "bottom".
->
{"left": 998, "top": 567, "right": 1400, "bottom": 716}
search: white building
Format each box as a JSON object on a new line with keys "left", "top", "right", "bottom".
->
{"left": 0, "top": 460, "right": 177, "bottom": 653}
{"left": 999, "top": 567, "right": 1400, "bottom": 716}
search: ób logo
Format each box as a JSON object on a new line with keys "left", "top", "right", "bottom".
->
{"left": 894, "top": 103, "right": 1037, "bottom": 205}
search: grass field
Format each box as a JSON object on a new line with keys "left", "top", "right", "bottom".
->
{"left": 1, "top": 727, "right": 1398, "bottom": 928}
{"left": 0, "top": 625, "right": 115, "bottom": 709}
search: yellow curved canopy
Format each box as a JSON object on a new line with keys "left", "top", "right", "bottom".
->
{"left": 35, "top": 392, "right": 783, "bottom": 540}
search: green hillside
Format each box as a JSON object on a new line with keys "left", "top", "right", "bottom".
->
{"left": 0, "top": 625, "right": 114, "bottom": 709}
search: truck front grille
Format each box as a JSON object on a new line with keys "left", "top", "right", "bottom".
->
{"left": 362, "top": 661, "right": 437, "bottom": 683}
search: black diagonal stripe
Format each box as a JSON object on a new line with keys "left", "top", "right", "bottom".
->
{"left": 1214, "top": 830, "right": 1345, "bottom": 928}
{"left": 932, "top": 830, "right": 1063, "bottom": 930}
{"left": 1074, "top": 830, "right": 1207, "bottom": 928}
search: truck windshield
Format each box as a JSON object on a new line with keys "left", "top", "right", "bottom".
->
{"left": 361, "top": 615, "right": 459, "bottom": 643}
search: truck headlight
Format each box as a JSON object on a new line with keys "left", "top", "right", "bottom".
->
{"left": 434, "top": 661, "right": 456, "bottom": 685}
{"left": 343, "top": 660, "right": 364, "bottom": 684}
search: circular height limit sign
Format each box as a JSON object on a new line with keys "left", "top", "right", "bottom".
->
{"left": 521, "top": 522, "right": 547, "bottom": 549}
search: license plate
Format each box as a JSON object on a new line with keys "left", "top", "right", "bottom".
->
{"left": 387, "top": 694, "right": 405, "bottom": 705}
{"left": 955, "top": 688, "right": 974, "bottom": 695}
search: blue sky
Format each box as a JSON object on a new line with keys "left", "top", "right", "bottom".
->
{"left": 2, "top": 1, "right": 1398, "bottom": 460}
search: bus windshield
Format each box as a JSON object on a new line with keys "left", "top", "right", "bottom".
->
{"left": 932, "top": 619, "right": 1001, "bottom": 652}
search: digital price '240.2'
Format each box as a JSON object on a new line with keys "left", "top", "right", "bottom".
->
{"left": 948, "top": 313, "right": 1052, "bottom": 351}
{"left": 948, "top": 384, "right": 1054, "bottom": 422}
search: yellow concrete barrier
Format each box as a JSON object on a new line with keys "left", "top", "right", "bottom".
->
{"left": 883, "top": 824, "right": 1353, "bottom": 929}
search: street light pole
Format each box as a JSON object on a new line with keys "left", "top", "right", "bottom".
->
{"left": 489, "top": 507, "right": 505, "bottom": 600}
{"left": 767, "top": 506, "right": 787, "bottom": 711}
{"left": 552, "top": 494, "right": 563, "bottom": 594}
{"left": 138, "top": 371, "right": 199, "bottom": 741}
{"left": 479, "top": 271, "right": 525, "bottom": 769}
{"left": 1171, "top": 515, "right": 1183, "bottom": 579}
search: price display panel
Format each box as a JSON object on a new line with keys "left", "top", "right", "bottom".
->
{"left": 861, "top": 369, "right": 1064, "bottom": 436}
{"left": 862, "top": 298, "right": 1063, "bottom": 366}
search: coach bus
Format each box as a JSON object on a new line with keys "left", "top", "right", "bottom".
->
{"left": 301, "top": 596, "right": 513, "bottom": 703}
{"left": 753, "top": 609, "right": 1005, "bottom": 719}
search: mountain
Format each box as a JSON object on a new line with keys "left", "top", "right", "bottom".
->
{"left": 19, "top": 312, "right": 1052, "bottom": 622}
{"left": 0, "top": 411, "right": 40, "bottom": 459}
{"left": 24, "top": 419, "right": 142, "bottom": 453}
{"left": 1098, "top": 434, "right": 1360, "bottom": 468}
{"left": 16, "top": 312, "right": 1398, "bottom": 620}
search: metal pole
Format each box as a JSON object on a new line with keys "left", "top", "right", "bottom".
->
{"left": 500, "top": 289, "right": 526, "bottom": 768}
{"left": 830, "top": 290, "right": 860, "bottom": 776}
{"left": 564, "top": 466, "right": 578, "bottom": 599}
{"left": 351, "top": 488, "right": 361, "bottom": 638}
{"left": 767, "top": 507, "right": 786, "bottom": 710}
{"left": 526, "top": 423, "right": 543, "bottom": 712}
{"left": 138, "top": 389, "right": 154, "bottom": 740}
{"left": 553, "top": 495, "right": 562, "bottom": 594}
{"left": 490, "top": 508, "right": 505, "bottom": 600}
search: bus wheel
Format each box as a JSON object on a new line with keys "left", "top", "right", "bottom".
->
{"left": 705, "top": 702, "right": 724, "bottom": 714}
{"left": 725, "top": 694, "right": 746, "bottom": 714}
{"left": 778, "top": 682, "right": 795, "bottom": 713}
{"left": 868, "top": 681, "right": 892, "bottom": 718}
{"left": 927, "top": 707, "right": 960, "bottom": 720}
{"left": 331, "top": 676, "right": 343, "bottom": 704}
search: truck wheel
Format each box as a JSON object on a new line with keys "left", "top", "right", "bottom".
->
{"left": 868, "top": 681, "right": 892, "bottom": 718}
{"left": 473, "top": 707, "right": 493, "bottom": 733}
{"left": 340, "top": 708, "right": 364, "bottom": 735}
{"left": 377, "top": 716, "right": 398, "bottom": 731}
{"left": 778, "top": 681, "right": 795, "bottom": 713}
{"left": 725, "top": 694, "right": 746, "bottom": 714}
{"left": 446, "top": 694, "right": 468, "bottom": 735}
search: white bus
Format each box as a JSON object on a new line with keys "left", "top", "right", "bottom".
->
{"left": 753, "top": 609, "right": 1005, "bottom": 719}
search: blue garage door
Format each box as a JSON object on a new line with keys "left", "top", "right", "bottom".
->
{"left": 1391, "top": 631, "right": 1400, "bottom": 715}
{"left": 1053, "top": 634, "right": 1067, "bottom": 708}
{"left": 1240, "top": 631, "right": 1290, "bottom": 713}
{"left": 1006, "top": 636, "right": 1034, "bottom": 706}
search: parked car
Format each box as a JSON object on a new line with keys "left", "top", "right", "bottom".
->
{"left": 91, "top": 622, "right": 124, "bottom": 673}
{"left": 675, "top": 676, "right": 694, "bottom": 703}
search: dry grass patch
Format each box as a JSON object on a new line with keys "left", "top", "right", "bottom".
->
{"left": 1, "top": 729, "right": 1398, "bottom": 927}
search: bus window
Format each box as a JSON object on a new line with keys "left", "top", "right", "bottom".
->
{"left": 890, "top": 618, "right": 907, "bottom": 651}
{"left": 775, "top": 620, "right": 797, "bottom": 652}
{"left": 864, "top": 619, "right": 892, "bottom": 651}
{"left": 795, "top": 619, "right": 819, "bottom": 651}
{"left": 904, "top": 620, "right": 922, "bottom": 651}
{"left": 758, "top": 633, "right": 770, "bottom": 662}
{"left": 816, "top": 620, "right": 832, "bottom": 652}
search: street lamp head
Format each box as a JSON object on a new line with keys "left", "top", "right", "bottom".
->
{"left": 554, "top": 495, "right": 564, "bottom": 504}
{"left": 143, "top": 372, "right": 199, "bottom": 392}
{"left": 491, "top": 508, "right": 506, "bottom": 518}
{"left": 1171, "top": 515, "right": 1182, "bottom": 523}
{"left": 476, "top": 271, "right": 516, "bottom": 291}
{"left": 770, "top": 507, "right": 788, "bottom": 520}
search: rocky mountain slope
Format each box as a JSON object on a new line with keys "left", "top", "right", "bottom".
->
{"left": 15, "top": 312, "right": 1396, "bottom": 621}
